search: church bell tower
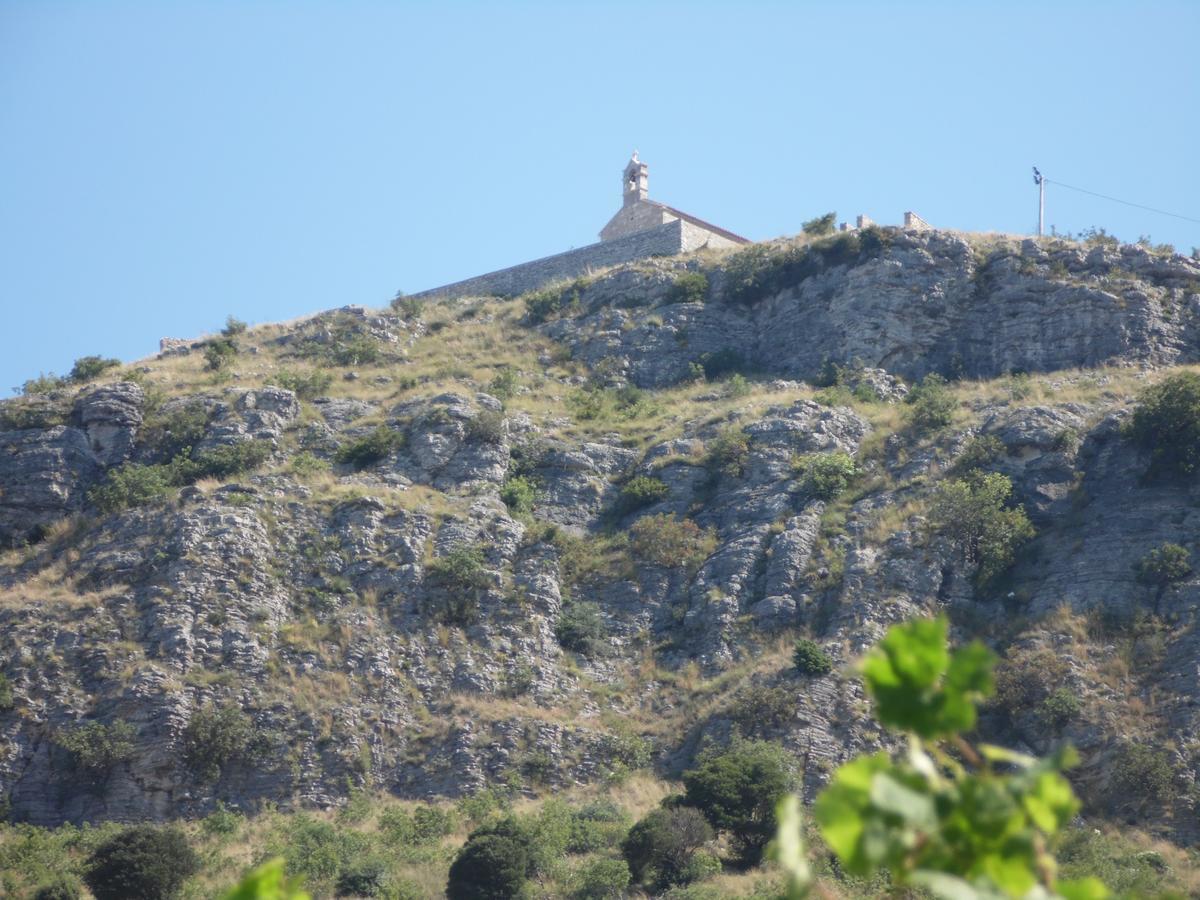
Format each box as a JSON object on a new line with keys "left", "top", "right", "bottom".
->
{"left": 623, "top": 151, "right": 648, "bottom": 207}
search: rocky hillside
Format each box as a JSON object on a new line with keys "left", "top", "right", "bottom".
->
{"left": 2, "top": 226, "right": 1200, "bottom": 895}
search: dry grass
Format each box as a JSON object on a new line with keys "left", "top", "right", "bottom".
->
{"left": 862, "top": 495, "right": 929, "bottom": 545}
{"left": 0, "top": 563, "right": 125, "bottom": 612}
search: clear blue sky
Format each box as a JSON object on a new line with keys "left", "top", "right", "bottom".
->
{"left": 2, "top": 1, "right": 1198, "bottom": 396}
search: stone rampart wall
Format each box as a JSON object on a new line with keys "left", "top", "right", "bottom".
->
{"left": 410, "top": 220, "right": 686, "bottom": 301}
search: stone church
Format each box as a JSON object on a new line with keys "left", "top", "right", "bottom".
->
{"left": 412, "top": 153, "right": 748, "bottom": 301}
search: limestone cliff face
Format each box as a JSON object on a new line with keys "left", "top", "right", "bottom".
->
{"left": 1, "top": 229, "right": 1198, "bottom": 841}
{"left": 549, "top": 231, "right": 1200, "bottom": 385}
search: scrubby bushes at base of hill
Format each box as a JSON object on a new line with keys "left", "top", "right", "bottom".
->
{"left": 84, "top": 826, "right": 199, "bottom": 900}
{"left": 621, "top": 806, "right": 714, "bottom": 892}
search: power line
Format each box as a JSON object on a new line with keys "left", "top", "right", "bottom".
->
{"left": 1045, "top": 177, "right": 1200, "bottom": 226}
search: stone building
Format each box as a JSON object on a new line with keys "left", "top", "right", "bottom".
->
{"left": 410, "top": 153, "right": 748, "bottom": 301}
{"left": 599, "top": 153, "right": 748, "bottom": 249}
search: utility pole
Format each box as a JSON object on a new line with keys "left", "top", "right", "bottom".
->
{"left": 1032, "top": 167, "right": 1045, "bottom": 236}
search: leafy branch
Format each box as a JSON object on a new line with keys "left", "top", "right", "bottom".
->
{"left": 773, "top": 616, "right": 1109, "bottom": 900}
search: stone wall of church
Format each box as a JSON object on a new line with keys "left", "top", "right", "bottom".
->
{"left": 409, "top": 220, "right": 690, "bottom": 301}
{"left": 678, "top": 219, "right": 743, "bottom": 252}
{"left": 599, "top": 200, "right": 674, "bottom": 242}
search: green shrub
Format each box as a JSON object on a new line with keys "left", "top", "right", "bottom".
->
{"left": 954, "top": 434, "right": 1006, "bottom": 472}
{"left": 330, "top": 334, "right": 382, "bottom": 366}
{"left": 1135, "top": 542, "right": 1192, "bottom": 586}
{"left": 573, "top": 857, "right": 632, "bottom": 899}
{"left": 705, "top": 427, "right": 751, "bottom": 478}
{"left": 1081, "top": 226, "right": 1120, "bottom": 249}
{"left": 455, "top": 787, "right": 509, "bottom": 826}
{"left": 335, "top": 858, "right": 387, "bottom": 897}
{"left": 682, "top": 739, "right": 793, "bottom": 864}
{"left": 203, "top": 338, "right": 238, "bottom": 371}
{"left": 724, "top": 373, "right": 751, "bottom": 399}
{"left": 426, "top": 545, "right": 491, "bottom": 625}
{"left": 57, "top": 721, "right": 137, "bottom": 774}
{"left": 630, "top": 514, "right": 717, "bottom": 569}
{"left": 614, "top": 475, "right": 669, "bottom": 517}
{"left": 390, "top": 292, "right": 423, "bottom": 319}
{"left": 567, "top": 384, "right": 656, "bottom": 422}
{"left": 1057, "top": 827, "right": 1178, "bottom": 897}
{"left": 183, "top": 440, "right": 273, "bottom": 481}
{"left": 378, "top": 805, "right": 454, "bottom": 847}
{"left": 1038, "top": 687, "right": 1082, "bottom": 730}
{"left": 452, "top": 803, "right": 575, "bottom": 886}
{"left": 904, "top": 373, "right": 956, "bottom": 432}
{"left": 294, "top": 314, "right": 385, "bottom": 367}
{"left": 289, "top": 451, "right": 332, "bottom": 478}
{"left": 500, "top": 475, "right": 537, "bottom": 516}
{"left": 0, "top": 672, "right": 14, "bottom": 711}
{"left": 409, "top": 805, "right": 454, "bottom": 841}
{"left": 555, "top": 602, "right": 606, "bottom": 657}
{"left": 467, "top": 409, "right": 505, "bottom": 444}
{"left": 928, "top": 472, "right": 1035, "bottom": 585}
{"left": 84, "top": 825, "right": 199, "bottom": 900}
{"left": 91, "top": 440, "right": 273, "bottom": 513}
{"left": 695, "top": 348, "right": 744, "bottom": 380}
{"left": 141, "top": 401, "right": 213, "bottom": 459}
{"left": 524, "top": 279, "right": 587, "bottom": 324}
{"left": 335, "top": 426, "right": 404, "bottom": 469}
{"left": 1110, "top": 743, "right": 1174, "bottom": 806}
{"left": 1052, "top": 426, "right": 1081, "bottom": 453}
{"left": 488, "top": 366, "right": 520, "bottom": 401}
{"left": 722, "top": 235, "right": 865, "bottom": 306}
{"left": 273, "top": 816, "right": 367, "bottom": 885}
{"left": 68, "top": 356, "right": 121, "bottom": 383}
{"left": 273, "top": 368, "right": 333, "bottom": 400}
{"left": 0, "top": 395, "right": 71, "bottom": 429}
{"left": 622, "top": 806, "right": 714, "bottom": 891}
{"left": 222, "top": 316, "right": 248, "bottom": 337}
{"left": 183, "top": 703, "right": 254, "bottom": 782}
{"left": 858, "top": 225, "right": 894, "bottom": 258}
{"left": 1128, "top": 371, "right": 1200, "bottom": 478}
{"left": 666, "top": 271, "right": 709, "bottom": 305}
{"left": 201, "top": 802, "right": 244, "bottom": 837}
{"left": 730, "top": 684, "right": 795, "bottom": 734}
{"left": 88, "top": 463, "right": 175, "bottom": 513}
{"left": 566, "top": 800, "right": 629, "bottom": 854}
{"left": 678, "top": 851, "right": 721, "bottom": 885}
{"left": 446, "top": 831, "right": 529, "bottom": 900}
{"left": 793, "top": 451, "right": 859, "bottom": 501}
{"left": 793, "top": 638, "right": 833, "bottom": 676}
{"left": 802, "top": 211, "right": 837, "bottom": 236}
{"left": 32, "top": 875, "right": 83, "bottom": 900}
{"left": 18, "top": 373, "right": 67, "bottom": 395}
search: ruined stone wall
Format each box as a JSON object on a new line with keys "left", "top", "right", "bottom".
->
{"left": 409, "top": 220, "right": 687, "bottom": 301}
